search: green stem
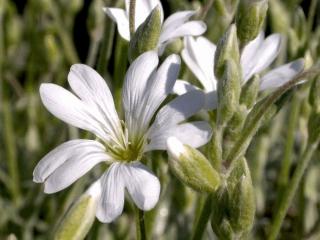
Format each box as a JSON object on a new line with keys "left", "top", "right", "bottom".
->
{"left": 277, "top": 94, "right": 301, "bottom": 190}
{"left": 307, "top": 0, "right": 318, "bottom": 40}
{"left": 3, "top": 102, "right": 21, "bottom": 205}
{"left": 50, "top": 3, "right": 79, "bottom": 63}
{"left": 268, "top": 142, "right": 319, "bottom": 240}
{"left": 96, "top": 18, "right": 115, "bottom": 76}
{"left": 191, "top": 195, "right": 212, "bottom": 240}
{"left": 135, "top": 208, "right": 147, "bottom": 240}
{"left": 200, "top": 0, "right": 214, "bottom": 20}
{"left": 129, "top": 0, "right": 136, "bottom": 37}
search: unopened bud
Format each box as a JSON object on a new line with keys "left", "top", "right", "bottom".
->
{"left": 54, "top": 182, "right": 101, "bottom": 240}
{"left": 217, "top": 59, "right": 241, "bottom": 125}
{"left": 211, "top": 188, "right": 235, "bottom": 240}
{"left": 129, "top": 6, "right": 162, "bottom": 62}
{"left": 214, "top": 24, "right": 240, "bottom": 79}
{"left": 236, "top": 0, "right": 268, "bottom": 47}
{"left": 240, "top": 74, "right": 260, "bottom": 109}
{"left": 227, "top": 158, "right": 255, "bottom": 234}
{"left": 167, "top": 137, "right": 221, "bottom": 193}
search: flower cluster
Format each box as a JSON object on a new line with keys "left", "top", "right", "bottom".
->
{"left": 33, "top": 0, "right": 306, "bottom": 235}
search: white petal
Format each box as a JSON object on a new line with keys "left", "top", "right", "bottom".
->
{"left": 148, "top": 90, "right": 205, "bottom": 138}
{"left": 68, "top": 64, "right": 122, "bottom": 140}
{"left": 182, "top": 36, "right": 216, "bottom": 91}
{"left": 40, "top": 83, "right": 109, "bottom": 140}
{"left": 136, "top": 54, "right": 180, "bottom": 133}
{"left": 96, "top": 163, "right": 125, "bottom": 223}
{"left": 260, "top": 59, "right": 305, "bottom": 91}
{"left": 172, "top": 80, "right": 199, "bottom": 95}
{"left": 166, "top": 136, "right": 185, "bottom": 159}
{"left": 146, "top": 121, "right": 212, "bottom": 151}
{"left": 33, "top": 140, "right": 110, "bottom": 193}
{"left": 241, "top": 32, "right": 264, "bottom": 75}
{"left": 204, "top": 90, "right": 218, "bottom": 110}
{"left": 122, "top": 163, "right": 160, "bottom": 210}
{"left": 86, "top": 180, "right": 102, "bottom": 199}
{"left": 122, "top": 51, "right": 159, "bottom": 135}
{"left": 103, "top": 8, "right": 130, "bottom": 41}
{"left": 243, "top": 34, "right": 282, "bottom": 81}
{"left": 162, "top": 10, "right": 195, "bottom": 31}
{"left": 160, "top": 21, "right": 207, "bottom": 44}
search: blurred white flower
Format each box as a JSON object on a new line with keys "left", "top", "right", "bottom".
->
{"left": 175, "top": 33, "right": 305, "bottom": 109}
{"left": 103, "top": 0, "right": 206, "bottom": 54}
{"left": 33, "top": 51, "right": 211, "bottom": 223}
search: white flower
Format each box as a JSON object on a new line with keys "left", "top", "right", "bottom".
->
{"left": 33, "top": 51, "right": 212, "bottom": 223}
{"left": 175, "top": 33, "right": 305, "bottom": 109}
{"left": 103, "top": 0, "right": 206, "bottom": 54}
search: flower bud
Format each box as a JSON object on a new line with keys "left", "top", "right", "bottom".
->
{"left": 240, "top": 74, "right": 260, "bottom": 109}
{"left": 214, "top": 24, "right": 240, "bottom": 80}
{"left": 236, "top": 0, "right": 268, "bottom": 47}
{"left": 166, "top": 137, "right": 221, "bottom": 193}
{"left": 54, "top": 182, "right": 101, "bottom": 240}
{"left": 211, "top": 188, "right": 235, "bottom": 240}
{"left": 217, "top": 59, "right": 241, "bottom": 125}
{"left": 129, "top": 6, "right": 162, "bottom": 62}
{"left": 227, "top": 158, "right": 255, "bottom": 234}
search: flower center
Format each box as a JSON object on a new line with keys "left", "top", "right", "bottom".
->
{"left": 105, "top": 134, "right": 146, "bottom": 162}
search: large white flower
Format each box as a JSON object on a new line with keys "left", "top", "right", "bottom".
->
{"left": 103, "top": 0, "right": 206, "bottom": 54}
{"left": 33, "top": 51, "right": 212, "bottom": 223}
{"left": 175, "top": 33, "right": 305, "bottom": 109}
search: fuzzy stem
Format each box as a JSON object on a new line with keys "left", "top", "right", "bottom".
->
{"left": 136, "top": 207, "right": 147, "bottom": 240}
{"left": 191, "top": 195, "right": 212, "bottom": 240}
{"left": 268, "top": 142, "right": 319, "bottom": 240}
{"left": 129, "top": 0, "right": 136, "bottom": 37}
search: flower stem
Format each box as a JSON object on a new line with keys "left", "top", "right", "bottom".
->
{"left": 268, "top": 142, "right": 319, "bottom": 240}
{"left": 96, "top": 18, "right": 115, "bottom": 76}
{"left": 129, "top": 0, "right": 136, "bottom": 37}
{"left": 135, "top": 207, "right": 147, "bottom": 240}
{"left": 277, "top": 94, "right": 301, "bottom": 191}
{"left": 191, "top": 195, "right": 212, "bottom": 240}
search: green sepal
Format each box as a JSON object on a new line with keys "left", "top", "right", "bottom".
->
{"left": 128, "top": 6, "right": 162, "bottom": 62}
{"left": 236, "top": 0, "right": 268, "bottom": 47}
{"left": 214, "top": 24, "right": 240, "bottom": 80}
{"left": 211, "top": 188, "right": 234, "bottom": 240}
{"left": 217, "top": 59, "right": 241, "bottom": 125}
{"left": 167, "top": 138, "right": 221, "bottom": 193}
{"left": 54, "top": 184, "right": 100, "bottom": 240}
{"left": 227, "top": 158, "right": 255, "bottom": 234}
{"left": 240, "top": 74, "right": 260, "bottom": 109}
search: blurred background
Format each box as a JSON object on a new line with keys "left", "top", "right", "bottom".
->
{"left": 1, "top": 0, "right": 320, "bottom": 239}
